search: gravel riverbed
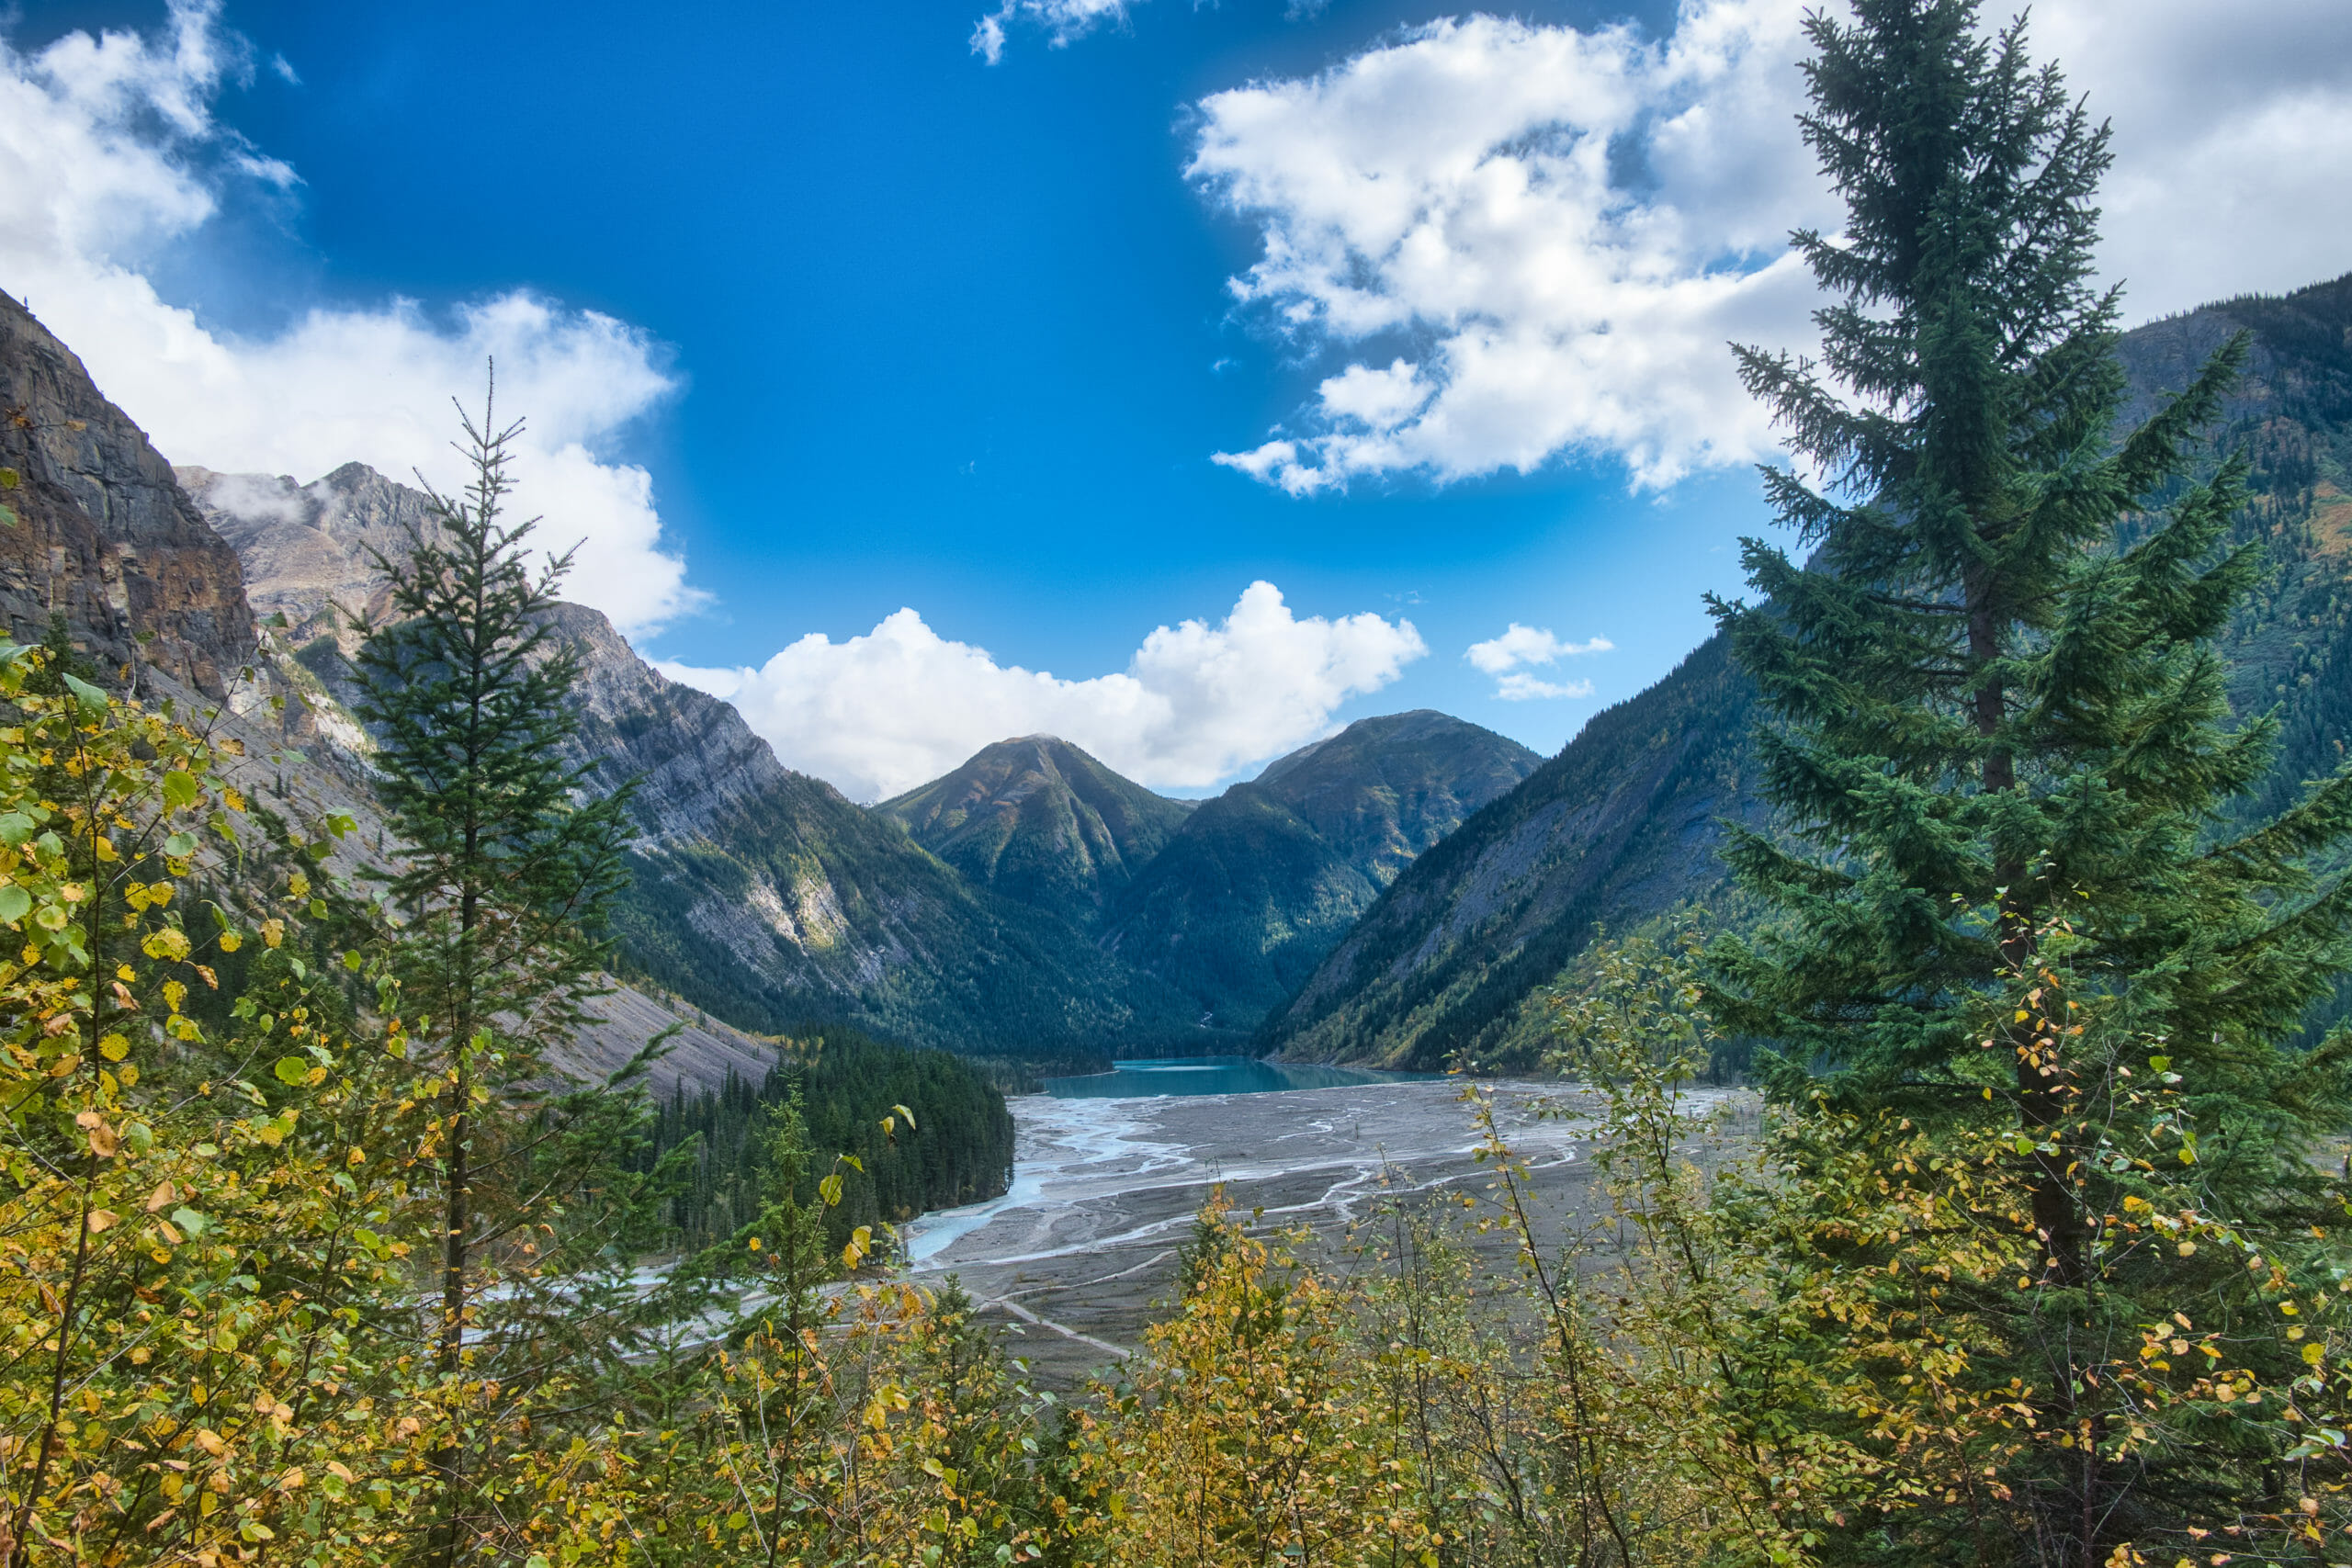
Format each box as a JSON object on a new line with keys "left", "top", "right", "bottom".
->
{"left": 899, "top": 1077, "right": 1752, "bottom": 1389}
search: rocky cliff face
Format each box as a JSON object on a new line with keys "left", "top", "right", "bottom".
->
{"left": 177, "top": 462, "right": 434, "bottom": 654}
{"left": 0, "top": 292, "right": 254, "bottom": 696}
{"left": 876, "top": 736, "right": 1195, "bottom": 919}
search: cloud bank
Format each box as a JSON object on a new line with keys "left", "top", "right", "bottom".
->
{"left": 0, "top": 1, "right": 697, "bottom": 636}
{"left": 661, "top": 581, "right": 1427, "bottom": 801}
{"left": 1193, "top": 0, "right": 2352, "bottom": 495}
{"left": 1465, "top": 623, "right": 1608, "bottom": 701}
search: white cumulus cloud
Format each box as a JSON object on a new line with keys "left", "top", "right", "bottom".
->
{"left": 1465, "top": 622, "right": 1609, "bottom": 701}
{"left": 660, "top": 581, "right": 1427, "bottom": 801}
{"left": 0, "top": 1, "right": 698, "bottom": 637}
{"left": 1193, "top": 0, "right": 2352, "bottom": 495}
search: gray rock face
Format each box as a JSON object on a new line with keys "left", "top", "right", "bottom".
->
{"left": 539, "top": 601, "right": 808, "bottom": 844}
{"left": 177, "top": 462, "right": 435, "bottom": 655}
{"left": 0, "top": 291, "right": 255, "bottom": 694}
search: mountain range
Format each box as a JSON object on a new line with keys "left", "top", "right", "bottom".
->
{"left": 16, "top": 265, "right": 2349, "bottom": 1083}
{"left": 171, "top": 445, "right": 1539, "bottom": 1066}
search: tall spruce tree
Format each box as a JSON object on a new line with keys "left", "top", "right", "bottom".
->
{"left": 351, "top": 376, "right": 639, "bottom": 1564}
{"left": 1708, "top": 0, "right": 2352, "bottom": 1556}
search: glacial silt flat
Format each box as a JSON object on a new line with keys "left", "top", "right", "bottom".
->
{"left": 903, "top": 1074, "right": 1751, "bottom": 1388}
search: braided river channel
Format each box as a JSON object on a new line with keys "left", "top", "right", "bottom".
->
{"left": 897, "top": 1057, "right": 1741, "bottom": 1388}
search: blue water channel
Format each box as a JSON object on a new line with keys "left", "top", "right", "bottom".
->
{"left": 1041, "top": 1055, "right": 1446, "bottom": 1099}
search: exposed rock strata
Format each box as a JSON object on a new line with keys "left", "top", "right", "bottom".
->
{"left": 0, "top": 292, "right": 254, "bottom": 696}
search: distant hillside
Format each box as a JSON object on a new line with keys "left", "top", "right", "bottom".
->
{"left": 1268, "top": 269, "right": 2352, "bottom": 1068}
{"left": 1261, "top": 645, "right": 1758, "bottom": 1066}
{"left": 1101, "top": 710, "right": 1542, "bottom": 1031}
{"left": 182, "top": 465, "right": 1182, "bottom": 1066}
{"left": 876, "top": 736, "right": 1194, "bottom": 919}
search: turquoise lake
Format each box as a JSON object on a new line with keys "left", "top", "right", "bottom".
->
{"left": 1040, "top": 1055, "right": 1446, "bottom": 1099}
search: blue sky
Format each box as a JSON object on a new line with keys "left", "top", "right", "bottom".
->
{"left": 13, "top": 0, "right": 2352, "bottom": 797}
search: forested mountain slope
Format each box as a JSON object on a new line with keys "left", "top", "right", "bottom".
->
{"left": 1269, "top": 269, "right": 2352, "bottom": 1068}
{"left": 1101, "top": 710, "right": 1541, "bottom": 1031}
{"left": 183, "top": 464, "right": 1192, "bottom": 1064}
{"left": 1262, "top": 642, "right": 1758, "bottom": 1065}
{"left": 876, "top": 735, "right": 1194, "bottom": 919}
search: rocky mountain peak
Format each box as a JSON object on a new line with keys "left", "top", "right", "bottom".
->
{"left": 176, "top": 460, "right": 441, "bottom": 659}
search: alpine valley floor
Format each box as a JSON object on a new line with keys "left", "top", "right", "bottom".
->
{"left": 901, "top": 1077, "right": 1758, "bottom": 1389}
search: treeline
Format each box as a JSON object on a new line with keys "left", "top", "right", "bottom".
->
{"left": 646, "top": 1025, "right": 1013, "bottom": 1249}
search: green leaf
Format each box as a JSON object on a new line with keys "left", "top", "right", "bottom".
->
{"left": 170, "top": 1206, "right": 206, "bottom": 1236}
{"left": 274, "top": 1055, "right": 310, "bottom": 1086}
{"left": 0, "top": 886, "right": 26, "bottom": 926}
{"left": 2147, "top": 1055, "right": 2171, "bottom": 1074}
{"left": 0, "top": 504, "right": 16, "bottom": 529}
{"left": 0, "top": 466, "right": 19, "bottom": 489}
{"left": 60, "top": 672, "right": 107, "bottom": 716}
{"left": 161, "top": 771, "right": 199, "bottom": 811}
{"left": 163, "top": 831, "right": 198, "bottom": 858}
{"left": 0, "top": 811, "right": 33, "bottom": 846}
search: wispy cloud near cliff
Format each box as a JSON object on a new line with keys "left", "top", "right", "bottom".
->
{"left": 0, "top": 0, "right": 699, "bottom": 637}
{"left": 660, "top": 582, "right": 1427, "bottom": 800}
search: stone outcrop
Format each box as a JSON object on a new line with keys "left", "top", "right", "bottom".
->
{"left": 177, "top": 462, "right": 434, "bottom": 655}
{"left": 0, "top": 292, "right": 254, "bottom": 694}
